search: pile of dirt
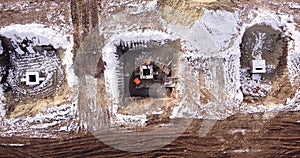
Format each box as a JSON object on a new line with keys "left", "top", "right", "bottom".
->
{"left": 158, "top": 0, "right": 236, "bottom": 27}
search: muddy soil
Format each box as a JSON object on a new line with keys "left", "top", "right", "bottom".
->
{"left": 0, "top": 0, "right": 300, "bottom": 157}
{"left": 0, "top": 111, "right": 300, "bottom": 157}
{"left": 115, "top": 40, "right": 182, "bottom": 118}
{"left": 240, "top": 24, "right": 285, "bottom": 69}
{"left": 240, "top": 24, "right": 295, "bottom": 107}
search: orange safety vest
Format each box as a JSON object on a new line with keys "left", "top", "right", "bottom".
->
{"left": 134, "top": 78, "right": 141, "bottom": 85}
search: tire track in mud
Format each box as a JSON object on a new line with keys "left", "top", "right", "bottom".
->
{"left": 71, "top": 0, "right": 99, "bottom": 54}
{"left": 0, "top": 111, "right": 300, "bottom": 157}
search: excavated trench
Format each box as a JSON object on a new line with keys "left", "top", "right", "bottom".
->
{"left": 115, "top": 40, "right": 177, "bottom": 98}
{"left": 0, "top": 36, "right": 13, "bottom": 85}
{"left": 240, "top": 24, "right": 295, "bottom": 107}
{"left": 113, "top": 39, "right": 182, "bottom": 118}
{"left": 0, "top": 36, "right": 66, "bottom": 115}
{"left": 1, "top": 0, "right": 300, "bottom": 157}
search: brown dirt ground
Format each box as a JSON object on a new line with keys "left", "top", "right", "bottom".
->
{"left": 0, "top": 111, "right": 300, "bottom": 157}
{"left": 0, "top": 1, "right": 300, "bottom": 157}
{"left": 0, "top": 0, "right": 75, "bottom": 117}
{"left": 240, "top": 24, "right": 296, "bottom": 107}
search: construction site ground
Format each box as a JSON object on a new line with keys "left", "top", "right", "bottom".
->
{"left": 240, "top": 24, "right": 296, "bottom": 107}
{"left": 0, "top": 0, "right": 300, "bottom": 157}
{"left": 1, "top": 111, "right": 300, "bottom": 157}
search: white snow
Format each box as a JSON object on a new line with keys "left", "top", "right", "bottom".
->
{"left": 225, "top": 148, "right": 261, "bottom": 153}
{"left": 0, "top": 85, "right": 5, "bottom": 118}
{"left": 0, "top": 24, "right": 78, "bottom": 89}
{"left": 200, "top": 9, "right": 241, "bottom": 52}
{"left": 232, "top": 149, "right": 250, "bottom": 153}
{"left": 247, "top": 9, "right": 281, "bottom": 31}
{"left": 0, "top": 39, "right": 3, "bottom": 55}
{"left": 252, "top": 32, "right": 266, "bottom": 57}
{"left": 169, "top": 97, "right": 192, "bottom": 119}
{"left": 229, "top": 129, "right": 247, "bottom": 135}
{"left": 171, "top": 8, "right": 300, "bottom": 118}
{"left": 1, "top": 103, "right": 78, "bottom": 137}
{"left": 285, "top": 2, "right": 300, "bottom": 10}
{"left": 152, "top": 110, "right": 164, "bottom": 115}
{"left": 0, "top": 143, "right": 25, "bottom": 147}
{"left": 0, "top": 24, "right": 79, "bottom": 137}
{"left": 0, "top": 24, "right": 67, "bottom": 49}
{"left": 240, "top": 69, "right": 270, "bottom": 97}
{"left": 46, "top": 13, "right": 52, "bottom": 20}
{"left": 239, "top": 9, "right": 300, "bottom": 113}
{"left": 125, "top": 0, "right": 157, "bottom": 15}
{"left": 102, "top": 29, "right": 184, "bottom": 125}
{"left": 279, "top": 14, "right": 300, "bottom": 55}
{"left": 0, "top": 1, "right": 299, "bottom": 135}
{"left": 61, "top": 35, "right": 78, "bottom": 89}
{"left": 281, "top": 14, "right": 300, "bottom": 86}
{"left": 165, "top": 18, "right": 219, "bottom": 56}
{"left": 30, "top": 121, "right": 59, "bottom": 129}
{"left": 170, "top": 10, "right": 243, "bottom": 120}
{"left": 114, "top": 113, "right": 148, "bottom": 126}
{"left": 242, "top": 98, "right": 299, "bottom": 114}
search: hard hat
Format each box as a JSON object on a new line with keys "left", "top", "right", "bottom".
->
{"left": 145, "top": 61, "right": 151, "bottom": 65}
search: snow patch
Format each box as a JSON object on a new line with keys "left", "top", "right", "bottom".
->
{"left": 169, "top": 10, "right": 243, "bottom": 120}
{"left": 0, "top": 24, "right": 79, "bottom": 137}
{"left": 248, "top": 9, "right": 281, "bottom": 31}
{"left": 240, "top": 10, "right": 300, "bottom": 113}
{"left": 0, "top": 39, "right": 3, "bottom": 55}
{"left": 232, "top": 149, "right": 250, "bottom": 153}
{"left": 229, "top": 129, "right": 247, "bottom": 135}
{"left": 114, "top": 114, "right": 148, "bottom": 126}
{"left": 0, "top": 24, "right": 77, "bottom": 89}
{"left": 0, "top": 143, "right": 25, "bottom": 147}
{"left": 0, "top": 24, "right": 68, "bottom": 49}
{"left": 241, "top": 90, "right": 300, "bottom": 114}
{"left": 285, "top": 2, "right": 300, "bottom": 10}
{"left": 126, "top": 0, "right": 157, "bottom": 15}
{"left": 1, "top": 103, "right": 78, "bottom": 138}
{"left": 30, "top": 121, "right": 59, "bottom": 129}
{"left": 200, "top": 10, "right": 241, "bottom": 52}
{"left": 0, "top": 85, "right": 5, "bottom": 118}
{"left": 152, "top": 110, "right": 164, "bottom": 115}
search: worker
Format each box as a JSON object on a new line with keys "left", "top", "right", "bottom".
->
{"left": 134, "top": 77, "right": 141, "bottom": 85}
{"left": 145, "top": 61, "right": 151, "bottom": 66}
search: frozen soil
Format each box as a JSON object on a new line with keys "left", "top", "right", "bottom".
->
{"left": 0, "top": 0, "right": 72, "bottom": 33}
{"left": 1, "top": 111, "right": 300, "bottom": 157}
{"left": 240, "top": 24, "right": 296, "bottom": 107}
{"left": 0, "top": 0, "right": 299, "bottom": 144}
{"left": 115, "top": 39, "right": 182, "bottom": 120}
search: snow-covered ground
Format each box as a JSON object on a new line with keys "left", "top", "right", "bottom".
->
{"left": 0, "top": 1, "right": 300, "bottom": 137}
{"left": 170, "top": 8, "right": 300, "bottom": 118}
{"left": 101, "top": 4, "right": 300, "bottom": 125}
{"left": 1, "top": 104, "right": 79, "bottom": 138}
{"left": 100, "top": 8, "right": 243, "bottom": 123}
{"left": 102, "top": 29, "right": 177, "bottom": 105}
{"left": 168, "top": 9, "right": 242, "bottom": 120}
{"left": 0, "top": 85, "right": 5, "bottom": 118}
{"left": 238, "top": 9, "right": 300, "bottom": 112}
{"left": 0, "top": 23, "right": 77, "bottom": 88}
{"left": 0, "top": 24, "right": 79, "bottom": 137}
{"left": 102, "top": 29, "right": 182, "bottom": 126}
